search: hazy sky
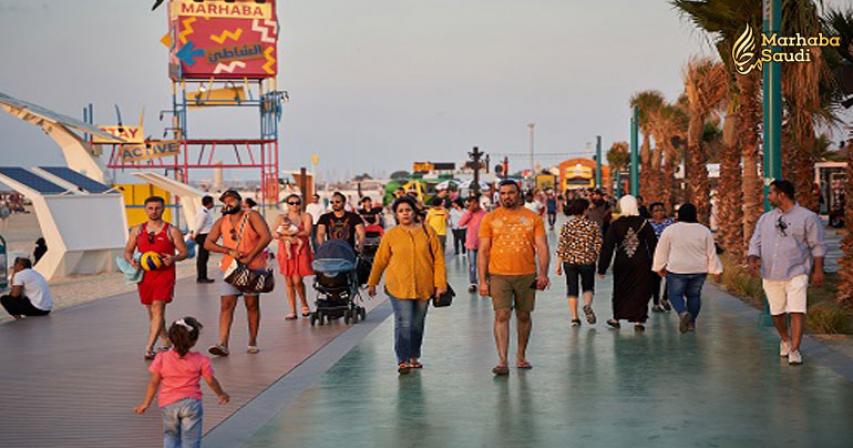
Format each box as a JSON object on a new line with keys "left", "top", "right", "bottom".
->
{"left": 0, "top": 0, "right": 848, "bottom": 182}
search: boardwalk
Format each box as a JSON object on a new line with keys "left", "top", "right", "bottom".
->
{"left": 0, "top": 276, "right": 384, "bottom": 448}
{"left": 2, "top": 231, "right": 852, "bottom": 447}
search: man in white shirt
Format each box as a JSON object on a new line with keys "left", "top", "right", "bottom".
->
{"left": 304, "top": 194, "right": 325, "bottom": 249}
{"left": 189, "top": 195, "right": 215, "bottom": 283}
{"left": 1, "top": 257, "right": 53, "bottom": 319}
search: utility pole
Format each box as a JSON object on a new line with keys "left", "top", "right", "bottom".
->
{"left": 527, "top": 123, "right": 535, "bottom": 183}
{"left": 469, "top": 146, "right": 484, "bottom": 197}
{"left": 595, "top": 135, "right": 602, "bottom": 189}
{"left": 759, "top": 0, "right": 782, "bottom": 327}
{"left": 630, "top": 107, "right": 639, "bottom": 196}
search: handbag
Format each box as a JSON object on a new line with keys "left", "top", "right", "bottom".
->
{"left": 224, "top": 214, "right": 275, "bottom": 294}
{"left": 422, "top": 224, "right": 455, "bottom": 307}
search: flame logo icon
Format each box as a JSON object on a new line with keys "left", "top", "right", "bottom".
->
{"left": 733, "top": 25, "right": 762, "bottom": 75}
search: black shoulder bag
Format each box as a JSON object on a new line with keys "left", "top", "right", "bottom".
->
{"left": 421, "top": 224, "right": 455, "bottom": 307}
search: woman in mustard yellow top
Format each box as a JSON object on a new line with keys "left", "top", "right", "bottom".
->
{"left": 367, "top": 196, "right": 447, "bottom": 375}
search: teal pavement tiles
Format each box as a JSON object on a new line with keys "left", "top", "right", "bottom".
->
{"left": 243, "top": 233, "right": 853, "bottom": 448}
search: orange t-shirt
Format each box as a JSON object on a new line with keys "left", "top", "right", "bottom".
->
{"left": 479, "top": 206, "right": 545, "bottom": 275}
{"left": 219, "top": 212, "right": 267, "bottom": 271}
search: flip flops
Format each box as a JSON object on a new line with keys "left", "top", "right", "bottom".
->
{"left": 285, "top": 313, "right": 297, "bottom": 320}
{"left": 246, "top": 345, "right": 260, "bottom": 354}
{"left": 516, "top": 361, "right": 533, "bottom": 369}
{"left": 492, "top": 365, "right": 510, "bottom": 376}
{"left": 301, "top": 307, "right": 311, "bottom": 317}
{"left": 208, "top": 345, "right": 229, "bottom": 357}
{"left": 398, "top": 363, "right": 412, "bottom": 375}
{"left": 144, "top": 350, "right": 157, "bottom": 361}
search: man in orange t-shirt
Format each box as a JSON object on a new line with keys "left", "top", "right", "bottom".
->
{"left": 478, "top": 180, "right": 550, "bottom": 376}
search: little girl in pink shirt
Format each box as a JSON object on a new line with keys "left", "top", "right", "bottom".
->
{"left": 134, "top": 317, "right": 229, "bottom": 448}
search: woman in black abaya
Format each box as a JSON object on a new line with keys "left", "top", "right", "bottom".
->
{"left": 597, "top": 195, "right": 657, "bottom": 331}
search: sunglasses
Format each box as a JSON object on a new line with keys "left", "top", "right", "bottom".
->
{"left": 287, "top": 201, "right": 301, "bottom": 205}
{"left": 776, "top": 217, "right": 788, "bottom": 237}
{"left": 147, "top": 231, "right": 156, "bottom": 244}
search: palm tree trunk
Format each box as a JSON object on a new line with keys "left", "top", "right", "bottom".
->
{"left": 838, "top": 143, "right": 853, "bottom": 306}
{"left": 718, "top": 108, "right": 743, "bottom": 260}
{"left": 687, "top": 115, "right": 710, "bottom": 225}
{"left": 640, "top": 133, "right": 653, "bottom": 201}
{"left": 738, "top": 74, "right": 762, "bottom": 253}
{"left": 662, "top": 147, "right": 678, "bottom": 214}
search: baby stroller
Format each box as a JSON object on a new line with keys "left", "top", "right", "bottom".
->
{"left": 357, "top": 224, "right": 383, "bottom": 285}
{"left": 311, "top": 240, "right": 366, "bottom": 326}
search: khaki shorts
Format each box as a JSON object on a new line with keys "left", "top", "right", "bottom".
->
{"left": 490, "top": 274, "right": 537, "bottom": 312}
{"left": 762, "top": 274, "right": 808, "bottom": 315}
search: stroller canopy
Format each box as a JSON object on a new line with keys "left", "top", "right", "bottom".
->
{"left": 313, "top": 239, "right": 358, "bottom": 274}
{"left": 315, "top": 239, "right": 357, "bottom": 262}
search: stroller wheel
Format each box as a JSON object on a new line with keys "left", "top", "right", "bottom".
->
{"left": 358, "top": 307, "right": 366, "bottom": 321}
{"left": 310, "top": 313, "right": 317, "bottom": 327}
{"left": 344, "top": 310, "right": 351, "bottom": 325}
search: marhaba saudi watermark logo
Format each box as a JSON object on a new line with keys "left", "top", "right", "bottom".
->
{"left": 732, "top": 25, "right": 841, "bottom": 75}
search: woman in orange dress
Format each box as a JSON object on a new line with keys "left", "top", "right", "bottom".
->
{"left": 275, "top": 194, "right": 315, "bottom": 319}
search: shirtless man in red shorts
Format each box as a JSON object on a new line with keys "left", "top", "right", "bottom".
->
{"left": 124, "top": 196, "right": 187, "bottom": 360}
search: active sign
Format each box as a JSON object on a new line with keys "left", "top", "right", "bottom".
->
{"left": 119, "top": 141, "right": 181, "bottom": 162}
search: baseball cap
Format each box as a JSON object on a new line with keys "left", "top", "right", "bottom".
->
{"left": 219, "top": 189, "right": 242, "bottom": 202}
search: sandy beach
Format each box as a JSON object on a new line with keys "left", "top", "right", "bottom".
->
{"left": 0, "top": 208, "right": 220, "bottom": 323}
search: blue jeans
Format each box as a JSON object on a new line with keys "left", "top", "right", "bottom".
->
{"left": 467, "top": 249, "right": 478, "bottom": 285}
{"left": 162, "top": 398, "right": 203, "bottom": 448}
{"left": 389, "top": 295, "right": 429, "bottom": 364}
{"left": 666, "top": 273, "right": 707, "bottom": 320}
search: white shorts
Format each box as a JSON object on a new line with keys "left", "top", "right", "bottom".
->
{"left": 762, "top": 274, "right": 808, "bottom": 315}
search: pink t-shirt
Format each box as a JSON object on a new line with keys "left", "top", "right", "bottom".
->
{"left": 458, "top": 209, "right": 487, "bottom": 250}
{"left": 149, "top": 350, "right": 214, "bottom": 408}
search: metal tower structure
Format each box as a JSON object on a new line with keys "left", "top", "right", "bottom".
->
{"left": 103, "top": 0, "right": 285, "bottom": 211}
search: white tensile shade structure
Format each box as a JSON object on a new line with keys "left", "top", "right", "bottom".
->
{"left": 0, "top": 91, "right": 124, "bottom": 183}
{"left": 0, "top": 167, "right": 128, "bottom": 281}
{"left": 131, "top": 171, "right": 205, "bottom": 231}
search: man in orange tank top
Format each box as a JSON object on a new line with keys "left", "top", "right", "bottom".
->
{"left": 123, "top": 196, "right": 188, "bottom": 361}
{"left": 204, "top": 190, "right": 272, "bottom": 356}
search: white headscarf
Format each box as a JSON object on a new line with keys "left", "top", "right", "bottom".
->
{"left": 619, "top": 195, "right": 640, "bottom": 217}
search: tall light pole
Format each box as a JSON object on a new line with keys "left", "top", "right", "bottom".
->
{"left": 630, "top": 107, "right": 639, "bottom": 196}
{"left": 595, "top": 135, "right": 602, "bottom": 189}
{"left": 763, "top": 0, "right": 782, "bottom": 210}
{"left": 759, "top": 0, "right": 782, "bottom": 327}
{"left": 527, "top": 123, "right": 535, "bottom": 182}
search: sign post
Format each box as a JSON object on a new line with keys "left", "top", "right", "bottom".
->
{"left": 595, "top": 135, "right": 603, "bottom": 189}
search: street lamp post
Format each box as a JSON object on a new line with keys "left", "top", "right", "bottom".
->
{"left": 528, "top": 123, "right": 535, "bottom": 183}
{"left": 595, "top": 135, "right": 602, "bottom": 189}
{"left": 760, "top": 0, "right": 782, "bottom": 327}
{"left": 630, "top": 107, "right": 639, "bottom": 196}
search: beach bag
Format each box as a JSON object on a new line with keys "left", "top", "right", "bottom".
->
{"left": 422, "top": 225, "right": 455, "bottom": 308}
{"left": 224, "top": 214, "right": 275, "bottom": 294}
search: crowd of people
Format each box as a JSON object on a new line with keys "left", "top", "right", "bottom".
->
{"left": 0, "top": 178, "right": 826, "bottom": 447}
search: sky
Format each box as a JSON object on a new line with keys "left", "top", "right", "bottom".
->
{"left": 0, "top": 0, "right": 848, "bottom": 183}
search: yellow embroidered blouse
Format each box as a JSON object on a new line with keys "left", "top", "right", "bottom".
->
{"left": 367, "top": 225, "right": 447, "bottom": 300}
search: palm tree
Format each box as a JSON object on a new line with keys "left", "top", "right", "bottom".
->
{"left": 781, "top": 0, "right": 837, "bottom": 213}
{"left": 672, "top": 0, "right": 763, "bottom": 254}
{"left": 607, "top": 141, "right": 631, "bottom": 196}
{"left": 630, "top": 91, "right": 665, "bottom": 203}
{"left": 683, "top": 58, "right": 727, "bottom": 225}
{"left": 824, "top": 6, "right": 853, "bottom": 305}
{"left": 656, "top": 102, "right": 689, "bottom": 213}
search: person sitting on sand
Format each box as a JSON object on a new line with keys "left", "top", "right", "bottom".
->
{"left": 1, "top": 257, "right": 52, "bottom": 319}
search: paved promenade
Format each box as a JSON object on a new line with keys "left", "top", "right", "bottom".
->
{"left": 2, "top": 231, "right": 852, "bottom": 447}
